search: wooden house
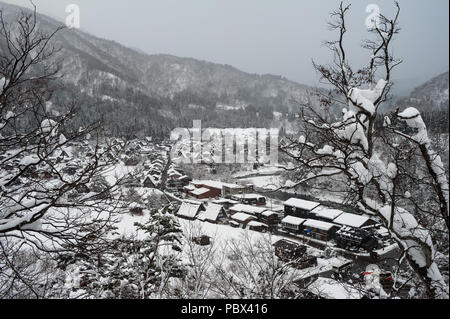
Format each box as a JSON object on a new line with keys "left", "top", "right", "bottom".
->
{"left": 176, "top": 202, "right": 205, "bottom": 220}
{"left": 222, "top": 183, "right": 254, "bottom": 198}
{"left": 303, "top": 219, "right": 339, "bottom": 242}
{"left": 332, "top": 213, "right": 377, "bottom": 229}
{"left": 231, "top": 194, "right": 266, "bottom": 206}
{"left": 230, "top": 212, "right": 257, "bottom": 228}
{"left": 281, "top": 215, "right": 306, "bottom": 234}
{"left": 260, "top": 210, "right": 280, "bottom": 228}
{"left": 335, "top": 226, "right": 379, "bottom": 251}
{"left": 246, "top": 220, "right": 269, "bottom": 232}
{"left": 189, "top": 187, "right": 218, "bottom": 200}
{"left": 196, "top": 204, "right": 227, "bottom": 224}
{"left": 191, "top": 180, "right": 223, "bottom": 198}
{"left": 284, "top": 198, "right": 321, "bottom": 219}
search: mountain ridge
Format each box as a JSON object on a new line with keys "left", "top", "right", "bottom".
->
{"left": 0, "top": 2, "right": 448, "bottom": 137}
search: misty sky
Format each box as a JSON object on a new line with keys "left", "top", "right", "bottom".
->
{"left": 3, "top": 0, "right": 449, "bottom": 94}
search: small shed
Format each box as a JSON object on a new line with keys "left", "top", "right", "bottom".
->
{"left": 260, "top": 210, "right": 279, "bottom": 227}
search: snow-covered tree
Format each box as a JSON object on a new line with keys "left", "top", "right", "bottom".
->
{"left": 57, "top": 205, "right": 184, "bottom": 299}
{"left": 280, "top": 2, "right": 448, "bottom": 298}
{"left": 208, "top": 233, "right": 307, "bottom": 299}
{"left": 0, "top": 5, "right": 123, "bottom": 297}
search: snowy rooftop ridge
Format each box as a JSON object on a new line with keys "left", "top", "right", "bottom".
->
{"left": 333, "top": 212, "right": 371, "bottom": 228}
{"left": 177, "top": 202, "right": 202, "bottom": 219}
{"left": 312, "top": 206, "right": 344, "bottom": 220}
{"left": 281, "top": 215, "right": 306, "bottom": 226}
{"left": 229, "top": 204, "right": 268, "bottom": 215}
{"left": 197, "top": 203, "right": 224, "bottom": 222}
{"left": 283, "top": 198, "right": 321, "bottom": 211}
{"left": 303, "top": 219, "right": 337, "bottom": 231}
{"left": 230, "top": 212, "right": 257, "bottom": 222}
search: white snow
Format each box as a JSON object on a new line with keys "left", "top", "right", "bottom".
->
{"left": 284, "top": 198, "right": 320, "bottom": 211}
{"left": 333, "top": 212, "right": 372, "bottom": 228}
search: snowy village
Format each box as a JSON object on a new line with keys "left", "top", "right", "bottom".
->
{"left": 0, "top": 0, "right": 448, "bottom": 302}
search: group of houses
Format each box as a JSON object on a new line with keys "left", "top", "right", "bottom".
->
{"left": 183, "top": 180, "right": 254, "bottom": 200}
{"left": 175, "top": 183, "right": 387, "bottom": 252}
{"left": 281, "top": 198, "right": 385, "bottom": 251}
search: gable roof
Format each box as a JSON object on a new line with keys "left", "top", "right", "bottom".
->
{"left": 177, "top": 202, "right": 202, "bottom": 219}
{"left": 284, "top": 198, "right": 320, "bottom": 211}
{"left": 230, "top": 212, "right": 257, "bottom": 223}
{"left": 247, "top": 221, "right": 268, "bottom": 228}
{"left": 303, "top": 219, "right": 337, "bottom": 231}
{"left": 197, "top": 203, "right": 224, "bottom": 222}
{"left": 229, "top": 204, "right": 268, "bottom": 215}
{"left": 312, "top": 206, "right": 344, "bottom": 220}
{"left": 281, "top": 215, "right": 306, "bottom": 226}
{"left": 333, "top": 213, "right": 372, "bottom": 228}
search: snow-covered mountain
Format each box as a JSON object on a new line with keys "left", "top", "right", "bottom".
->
{"left": 0, "top": 2, "right": 312, "bottom": 112}
{"left": 1, "top": 2, "right": 447, "bottom": 137}
{"left": 409, "top": 72, "right": 449, "bottom": 112}
{"left": 395, "top": 72, "right": 449, "bottom": 112}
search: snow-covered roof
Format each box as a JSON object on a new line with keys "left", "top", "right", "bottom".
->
{"left": 333, "top": 213, "right": 372, "bottom": 228}
{"left": 247, "top": 221, "right": 268, "bottom": 228}
{"left": 229, "top": 204, "right": 267, "bottom": 215}
{"left": 177, "top": 202, "right": 202, "bottom": 219}
{"left": 230, "top": 212, "right": 257, "bottom": 223}
{"left": 191, "top": 187, "right": 210, "bottom": 196}
{"left": 197, "top": 203, "right": 224, "bottom": 222}
{"left": 303, "top": 219, "right": 336, "bottom": 231}
{"left": 284, "top": 198, "right": 320, "bottom": 211}
{"left": 281, "top": 215, "right": 306, "bottom": 226}
{"left": 312, "top": 206, "right": 344, "bottom": 220}
{"left": 261, "top": 210, "right": 278, "bottom": 217}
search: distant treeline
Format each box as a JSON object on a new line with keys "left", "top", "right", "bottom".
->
{"left": 32, "top": 82, "right": 448, "bottom": 141}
